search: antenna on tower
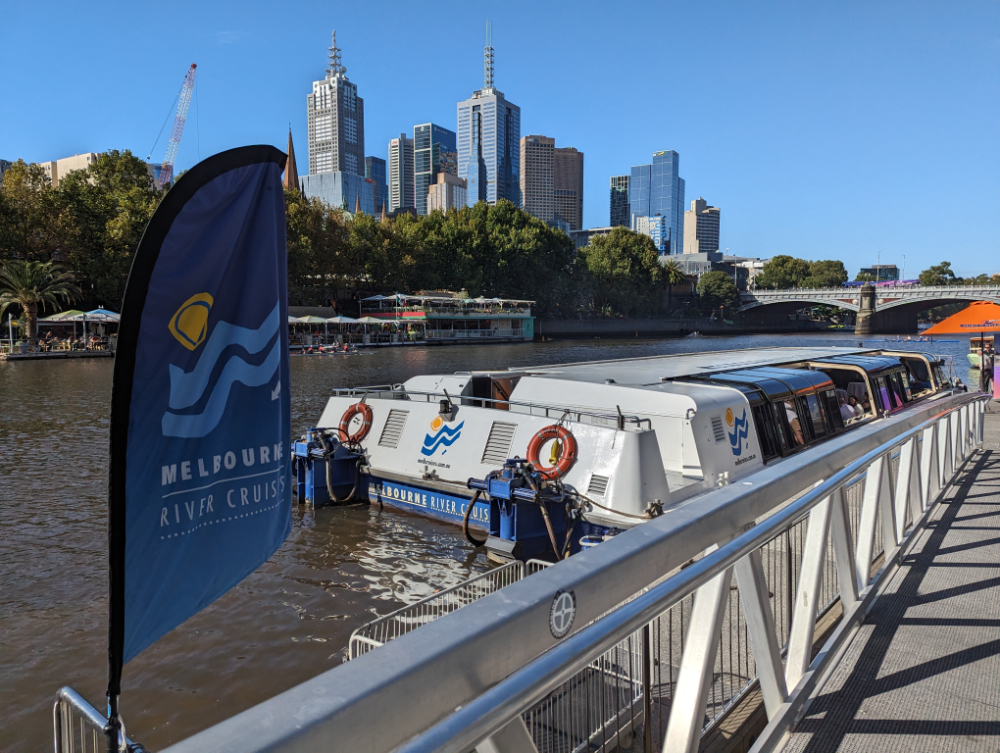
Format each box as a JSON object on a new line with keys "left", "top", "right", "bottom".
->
{"left": 327, "top": 30, "right": 346, "bottom": 78}
{"left": 484, "top": 21, "right": 494, "bottom": 89}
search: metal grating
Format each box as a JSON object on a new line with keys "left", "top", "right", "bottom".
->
{"left": 482, "top": 421, "right": 517, "bottom": 466}
{"left": 378, "top": 409, "right": 409, "bottom": 449}
{"left": 711, "top": 415, "right": 726, "bottom": 443}
{"left": 587, "top": 474, "right": 610, "bottom": 497}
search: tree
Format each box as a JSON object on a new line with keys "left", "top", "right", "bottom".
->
{"left": 0, "top": 260, "right": 81, "bottom": 341}
{"left": 919, "top": 261, "right": 958, "bottom": 287}
{"left": 581, "top": 227, "right": 664, "bottom": 318}
{"left": 662, "top": 259, "right": 687, "bottom": 314}
{"left": 697, "top": 271, "right": 740, "bottom": 317}
{"left": 801, "top": 260, "right": 848, "bottom": 288}
{"left": 755, "top": 255, "right": 812, "bottom": 289}
{"left": 0, "top": 159, "right": 75, "bottom": 262}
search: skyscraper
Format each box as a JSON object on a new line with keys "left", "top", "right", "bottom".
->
{"left": 306, "top": 31, "right": 365, "bottom": 176}
{"left": 414, "top": 123, "right": 457, "bottom": 216}
{"left": 554, "top": 147, "right": 583, "bottom": 231}
{"left": 630, "top": 150, "right": 685, "bottom": 256}
{"left": 683, "top": 197, "right": 721, "bottom": 254}
{"left": 365, "top": 156, "right": 388, "bottom": 214}
{"left": 388, "top": 134, "right": 414, "bottom": 212}
{"left": 457, "top": 28, "right": 521, "bottom": 206}
{"left": 520, "top": 135, "right": 554, "bottom": 224}
{"left": 610, "top": 175, "right": 630, "bottom": 227}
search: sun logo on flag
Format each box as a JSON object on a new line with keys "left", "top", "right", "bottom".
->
{"left": 169, "top": 293, "right": 214, "bottom": 350}
{"left": 421, "top": 416, "right": 464, "bottom": 456}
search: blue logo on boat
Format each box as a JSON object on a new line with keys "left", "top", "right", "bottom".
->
{"left": 727, "top": 407, "right": 749, "bottom": 457}
{"left": 161, "top": 302, "right": 281, "bottom": 439}
{"left": 421, "top": 418, "right": 465, "bottom": 456}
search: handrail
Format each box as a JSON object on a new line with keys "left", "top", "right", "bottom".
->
{"left": 53, "top": 686, "right": 133, "bottom": 753}
{"left": 160, "top": 391, "right": 986, "bottom": 753}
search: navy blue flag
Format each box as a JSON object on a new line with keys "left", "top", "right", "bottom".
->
{"left": 107, "top": 146, "right": 290, "bottom": 691}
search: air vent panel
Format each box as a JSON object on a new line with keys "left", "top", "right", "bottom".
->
{"left": 587, "top": 474, "right": 610, "bottom": 497}
{"left": 711, "top": 415, "right": 726, "bottom": 443}
{"left": 481, "top": 421, "right": 517, "bottom": 466}
{"left": 378, "top": 409, "right": 409, "bottom": 449}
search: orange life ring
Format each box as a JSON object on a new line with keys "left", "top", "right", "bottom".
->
{"left": 526, "top": 425, "right": 578, "bottom": 480}
{"left": 339, "top": 403, "right": 373, "bottom": 443}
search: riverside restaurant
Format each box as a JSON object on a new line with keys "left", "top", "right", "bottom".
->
{"left": 291, "top": 294, "right": 534, "bottom": 348}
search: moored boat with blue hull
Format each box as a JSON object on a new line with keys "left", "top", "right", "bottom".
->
{"left": 293, "top": 346, "right": 959, "bottom": 562}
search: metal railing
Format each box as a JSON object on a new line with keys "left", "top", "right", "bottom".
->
{"left": 159, "top": 392, "right": 986, "bottom": 753}
{"left": 53, "top": 686, "right": 132, "bottom": 753}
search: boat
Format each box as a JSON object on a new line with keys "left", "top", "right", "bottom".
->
{"left": 293, "top": 347, "right": 957, "bottom": 562}
{"left": 967, "top": 335, "right": 994, "bottom": 368}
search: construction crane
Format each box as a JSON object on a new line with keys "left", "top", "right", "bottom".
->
{"left": 156, "top": 63, "right": 197, "bottom": 188}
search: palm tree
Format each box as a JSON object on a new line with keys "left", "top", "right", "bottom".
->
{"left": 663, "top": 259, "right": 687, "bottom": 315}
{"left": 0, "top": 260, "right": 81, "bottom": 343}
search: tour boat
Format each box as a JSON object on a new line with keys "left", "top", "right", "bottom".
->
{"left": 293, "top": 347, "right": 956, "bottom": 562}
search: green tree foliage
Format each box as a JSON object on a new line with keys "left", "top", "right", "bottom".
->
{"left": 697, "top": 270, "right": 740, "bottom": 317}
{"left": 285, "top": 188, "right": 349, "bottom": 304}
{"left": 662, "top": 259, "right": 687, "bottom": 314}
{"left": 0, "top": 159, "right": 75, "bottom": 262}
{"left": 756, "top": 255, "right": 848, "bottom": 289}
{"left": 918, "top": 261, "right": 958, "bottom": 286}
{"left": 580, "top": 227, "right": 664, "bottom": 318}
{"left": 0, "top": 259, "right": 81, "bottom": 340}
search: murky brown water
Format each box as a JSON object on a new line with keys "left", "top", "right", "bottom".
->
{"left": 0, "top": 334, "right": 972, "bottom": 750}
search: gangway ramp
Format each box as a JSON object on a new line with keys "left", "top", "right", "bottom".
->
{"left": 782, "top": 411, "right": 1000, "bottom": 753}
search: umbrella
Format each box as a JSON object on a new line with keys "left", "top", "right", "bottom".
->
{"left": 288, "top": 316, "right": 302, "bottom": 324}
{"left": 923, "top": 302, "right": 1000, "bottom": 392}
{"left": 39, "top": 309, "right": 85, "bottom": 322}
{"left": 325, "top": 316, "right": 356, "bottom": 323}
{"left": 355, "top": 317, "right": 387, "bottom": 324}
{"left": 295, "top": 315, "right": 329, "bottom": 324}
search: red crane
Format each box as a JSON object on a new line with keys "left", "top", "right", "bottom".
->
{"left": 157, "top": 64, "right": 197, "bottom": 188}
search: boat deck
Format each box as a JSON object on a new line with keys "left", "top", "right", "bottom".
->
{"left": 784, "top": 407, "right": 1000, "bottom": 752}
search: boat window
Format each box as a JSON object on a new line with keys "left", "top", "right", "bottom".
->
{"left": 770, "top": 402, "right": 793, "bottom": 453}
{"left": 781, "top": 400, "right": 806, "bottom": 447}
{"left": 932, "top": 361, "right": 947, "bottom": 388}
{"left": 804, "top": 393, "right": 827, "bottom": 438}
{"left": 752, "top": 403, "right": 781, "bottom": 462}
{"left": 872, "top": 376, "right": 890, "bottom": 414}
{"left": 894, "top": 371, "right": 912, "bottom": 402}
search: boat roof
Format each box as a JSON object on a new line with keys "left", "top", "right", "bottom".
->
{"left": 517, "top": 347, "right": 874, "bottom": 387}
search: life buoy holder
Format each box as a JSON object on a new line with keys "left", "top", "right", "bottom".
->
{"left": 338, "top": 403, "right": 373, "bottom": 444}
{"left": 526, "top": 425, "right": 578, "bottom": 480}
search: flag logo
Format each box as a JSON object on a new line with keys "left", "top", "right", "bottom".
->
{"left": 727, "top": 408, "right": 749, "bottom": 457}
{"left": 169, "top": 292, "right": 214, "bottom": 350}
{"left": 420, "top": 416, "right": 465, "bottom": 456}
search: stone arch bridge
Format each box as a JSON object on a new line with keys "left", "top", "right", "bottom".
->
{"left": 740, "top": 285, "right": 1000, "bottom": 334}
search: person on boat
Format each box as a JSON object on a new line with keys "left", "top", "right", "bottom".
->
{"left": 861, "top": 396, "right": 872, "bottom": 413}
{"left": 982, "top": 346, "right": 995, "bottom": 394}
{"left": 838, "top": 396, "right": 856, "bottom": 421}
{"left": 784, "top": 401, "right": 805, "bottom": 445}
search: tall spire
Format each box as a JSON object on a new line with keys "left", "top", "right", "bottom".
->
{"left": 484, "top": 21, "right": 494, "bottom": 89}
{"left": 381, "top": 201, "right": 387, "bottom": 222}
{"left": 327, "top": 30, "right": 347, "bottom": 79}
{"left": 355, "top": 194, "right": 361, "bottom": 215}
{"left": 283, "top": 127, "right": 299, "bottom": 190}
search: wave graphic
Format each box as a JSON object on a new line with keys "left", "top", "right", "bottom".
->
{"left": 167, "top": 303, "right": 280, "bottom": 410}
{"left": 728, "top": 409, "right": 749, "bottom": 456}
{"left": 161, "top": 304, "right": 281, "bottom": 438}
{"left": 420, "top": 421, "right": 465, "bottom": 456}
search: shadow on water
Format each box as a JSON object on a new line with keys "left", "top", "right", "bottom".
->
{"left": 0, "top": 333, "right": 975, "bottom": 749}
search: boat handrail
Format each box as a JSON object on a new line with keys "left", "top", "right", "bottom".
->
{"left": 328, "top": 386, "right": 654, "bottom": 430}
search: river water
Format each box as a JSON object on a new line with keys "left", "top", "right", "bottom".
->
{"left": 0, "top": 333, "right": 974, "bottom": 750}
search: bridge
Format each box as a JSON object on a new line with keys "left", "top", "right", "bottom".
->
{"left": 740, "top": 285, "right": 1000, "bottom": 334}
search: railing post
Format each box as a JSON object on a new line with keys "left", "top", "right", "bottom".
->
{"left": 855, "top": 455, "right": 891, "bottom": 591}
{"left": 662, "top": 566, "right": 735, "bottom": 753}
{"left": 785, "top": 495, "right": 833, "bottom": 692}
{"left": 939, "top": 415, "right": 954, "bottom": 482}
{"left": 643, "top": 623, "right": 653, "bottom": 752}
{"left": 919, "top": 423, "right": 941, "bottom": 510}
{"left": 829, "top": 487, "right": 859, "bottom": 611}
{"left": 475, "top": 717, "right": 539, "bottom": 753}
{"left": 894, "top": 438, "right": 923, "bottom": 542}
{"left": 734, "top": 550, "right": 788, "bottom": 716}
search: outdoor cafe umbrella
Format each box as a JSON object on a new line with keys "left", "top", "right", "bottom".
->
{"left": 65, "top": 308, "right": 121, "bottom": 341}
{"left": 923, "top": 301, "right": 1000, "bottom": 391}
{"left": 38, "top": 309, "right": 85, "bottom": 338}
{"left": 295, "top": 314, "right": 331, "bottom": 341}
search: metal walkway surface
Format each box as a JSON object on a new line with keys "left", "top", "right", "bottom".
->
{"left": 784, "top": 410, "right": 1000, "bottom": 753}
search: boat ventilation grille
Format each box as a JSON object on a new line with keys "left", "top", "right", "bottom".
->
{"left": 711, "top": 415, "right": 726, "bottom": 443}
{"left": 587, "top": 474, "right": 610, "bottom": 498}
{"left": 482, "top": 421, "right": 517, "bottom": 466}
{"left": 378, "top": 409, "right": 409, "bottom": 449}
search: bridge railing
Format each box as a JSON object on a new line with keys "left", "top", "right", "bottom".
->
{"left": 158, "top": 392, "right": 987, "bottom": 753}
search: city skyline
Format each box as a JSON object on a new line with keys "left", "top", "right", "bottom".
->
{"left": 2, "top": 1, "right": 997, "bottom": 275}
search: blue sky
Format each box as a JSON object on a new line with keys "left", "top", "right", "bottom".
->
{"left": 2, "top": 0, "right": 997, "bottom": 277}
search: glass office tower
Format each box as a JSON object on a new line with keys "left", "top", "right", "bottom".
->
{"left": 610, "top": 175, "right": 630, "bottom": 227}
{"left": 365, "top": 156, "right": 388, "bottom": 214}
{"left": 414, "top": 124, "right": 457, "bottom": 216}
{"left": 629, "top": 151, "right": 685, "bottom": 255}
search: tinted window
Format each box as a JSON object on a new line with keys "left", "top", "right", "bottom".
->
{"left": 752, "top": 404, "right": 781, "bottom": 461}
{"left": 771, "top": 402, "right": 792, "bottom": 452}
{"left": 805, "top": 394, "right": 826, "bottom": 437}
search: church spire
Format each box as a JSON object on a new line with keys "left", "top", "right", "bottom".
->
{"left": 283, "top": 127, "right": 299, "bottom": 190}
{"left": 380, "top": 201, "right": 387, "bottom": 222}
{"left": 355, "top": 194, "right": 361, "bottom": 215}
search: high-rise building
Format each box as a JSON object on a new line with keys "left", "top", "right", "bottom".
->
{"left": 683, "top": 197, "right": 720, "bottom": 254}
{"left": 414, "top": 124, "right": 457, "bottom": 216}
{"left": 609, "top": 175, "right": 630, "bottom": 227}
{"left": 519, "top": 135, "right": 554, "bottom": 223}
{"left": 457, "top": 29, "right": 521, "bottom": 206}
{"left": 365, "top": 156, "right": 388, "bottom": 213}
{"left": 388, "top": 134, "right": 414, "bottom": 212}
{"left": 554, "top": 147, "right": 583, "bottom": 231}
{"left": 630, "top": 150, "right": 685, "bottom": 255}
{"left": 306, "top": 31, "right": 365, "bottom": 176}
{"left": 427, "top": 173, "right": 468, "bottom": 212}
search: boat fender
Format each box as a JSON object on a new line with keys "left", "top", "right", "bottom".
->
{"left": 527, "top": 425, "right": 578, "bottom": 481}
{"left": 338, "top": 402, "right": 373, "bottom": 443}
